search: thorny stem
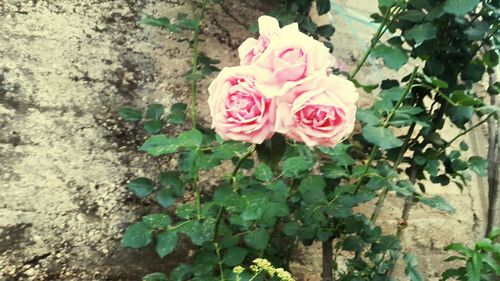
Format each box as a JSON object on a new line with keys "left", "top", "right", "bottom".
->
{"left": 190, "top": 0, "right": 209, "bottom": 128}
{"left": 353, "top": 67, "right": 419, "bottom": 194}
{"left": 194, "top": 174, "right": 202, "bottom": 220}
{"left": 214, "top": 242, "right": 225, "bottom": 281}
{"left": 349, "top": 6, "right": 401, "bottom": 80}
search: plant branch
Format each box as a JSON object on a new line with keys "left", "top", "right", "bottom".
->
{"left": 321, "top": 237, "right": 334, "bottom": 281}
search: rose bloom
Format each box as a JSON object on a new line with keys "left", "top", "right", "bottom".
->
{"left": 275, "top": 74, "right": 359, "bottom": 147}
{"left": 208, "top": 66, "right": 276, "bottom": 144}
{"left": 253, "top": 23, "right": 332, "bottom": 97}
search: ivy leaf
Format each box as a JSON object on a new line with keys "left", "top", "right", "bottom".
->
{"left": 143, "top": 214, "right": 172, "bottom": 229}
{"left": 418, "top": 195, "right": 455, "bottom": 213}
{"left": 143, "top": 272, "right": 168, "bottom": 281}
{"left": 283, "top": 156, "right": 312, "bottom": 178}
{"left": 118, "top": 106, "right": 142, "bottom": 122}
{"left": 140, "top": 135, "right": 179, "bottom": 156}
{"left": 443, "top": 0, "right": 479, "bottom": 16}
{"left": 403, "top": 253, "right": 424, "bottom": 281}
{"left": 144, "top": 120, "right": 164, "bottom": 135}
{"left": 122, "top": 222, "right": 153, "bottom": 248}
{"left": 156, "top": 231, "right": 178, "bottom": 258}
{"left": 244, "top": 228, "right": 269, "bottom": 250}
{"left": 468, "top": 156, "right": 488, "bottom": 176}
{"left": 128, "top": 177, "right": 154, "bottom": 198}
{"left": 317, "top": 0, "right": 331, "bottom": 15}
{"left": 362, "top": 126, "right": 403, "bottom": 149}
{"left": 146, "top": 104, "right": 165, "bottom": 120}
{"left": 371, "top": 44, "right": 409, "bottom": 70}
{"left": 223, "top": 247, "right": 248, "bottom": 266}
{"left": 404, "top": 22, "right": 437, "bottom": 45}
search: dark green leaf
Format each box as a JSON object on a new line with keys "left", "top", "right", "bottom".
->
{"left": 404, "top": 22, "right": 437, "bottom": 45}
{"left": 403, "top": 253, "right": 424, "bottom": 281}
{"left": 177, "top": 129, "right": 203, "bottom": 148}
{"left": 450, "top": 91, "right": 483, "bottom": 107}
{"left": 283, "top": 156, "right": 312, "bottom": 178}
{"left": 178, "top": 220, "right": 214, "bottom": 245}
{"left": 144, "top": 120, "right": 164, "bottom": 135}
{"left": 170, "top": 264, "right": 192, "bottom": 281}
{"left": 128, "top": 177, "right": 154, "bottom": 198}
{"left": 143, "top": 272, "right": 168, "bottom": 281}
{"left": 140, "top": 135, "right": 179, "bottom": 156}
{"left": 244, "top": 229, "right": 269, "bottom": 250}
{"left": 254, "top": 164, "right": 273, "bottom": 181}
{"left": 118, "top": 106, "right": 142, "bottom": 122}
{"left": 317, "top": 25, "right": 335, "bottom": 37}
{"left": 298, "top": 175, "right": 327, "bottom": 204}
{"left": 141, "top": 15, "right": 180, "bottom": 33}
{"left": 399, "top": 10, "right": 426, "bottom": 22}
{"left": 443, "top": 0, "right": 479, "bottom": 16}
{"left": 168, "top": 102, "right": 187, "bottom": 125}
{"left": 143, "top": 214, "right": 172, "bottom": 229}
{"left": 156, "top": 189, "right": 176, "bottom": 208}
{"left": 483, "top": 50, "right": 499, "bottom": 68}
{"left": 461, "top": 60, "right": 485, "bottom": 82}
{"left": 223, "top": 247, "right": 248, "bottom": 266}
{"left": 146, "top": 104, "right": 165, "bottom": 120}
{"left": 419, "top": 195, "right": 455, "bottom": 213}
{"left": 282, "top": 222, "right": 301, "bottom": 236}
{"left": 466, "top": 253, "right": 482, "bottom": 281}
{"left": 317, "top": 0, "right": 331, "bottom": 15}
{"left": 176, "top": 204, "right": 195, "bottom": 219}
{"left": 371, "top": 44, "right": 409, "bottom": 70}
{"left": 156, "top": 231, "right": 178, "bottom": 258}
{"left": 256, "top": 133, "right": 286, "bottom": 169}
{"left": 362, "top": 126, "right": 403, "bottom": 149}
{"left": 356, "top": 108, "right": 380, "bottom": 125}
{"left": 447, "top": 106, "right": 473, "bottom": 129}
{"left": 176, "top": 13, "right": 198, "bottom": 30}
{"left": 321, "top": 163, "right": 348, "bottom": 179}
{"left": 122, "top": 222, "right": 153, "bottom": 248}
{"left": 468, "top": 156, "right": 488, "bottom": 176}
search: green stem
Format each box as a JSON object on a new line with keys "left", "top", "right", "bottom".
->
{"left": 214, "top": 242, "right": 225, "bottom": 281}
{"left": 353, "top": 67, "right": 419, "bottom": 194}
{"left": 190, "top": 0, "right": 209, "bottom": 128}
{"left": 194, "top": 175, "right": 202, "bottom": 221}
{"left": 231, "top": 145, "right": 256, "bottom": 188}
{"left": 349, "top": 6, "right": 399, "bottom": 80}
{"left": 437, "top": 113, "right": 495, "bottom": 154}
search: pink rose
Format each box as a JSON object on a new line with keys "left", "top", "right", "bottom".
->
{"left": 275, "top": 74, "right": 358, "bottom": 147}
{"left": 253, "top": 24, "right": 332, "bottom": 97}
{"left": 208, "top": 66, "right": 276, "bottom": 144}
{"left": 238, "top": 16, "right": 281, "bottom": 66}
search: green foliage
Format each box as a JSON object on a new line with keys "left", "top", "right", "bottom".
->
{"left": 118, "top": 106, "right": 143, "bottom": 122}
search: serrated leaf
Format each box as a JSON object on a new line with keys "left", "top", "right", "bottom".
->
{"left": 443, "top": 0, "right": 479, "bottom": 16}
{"left": 283, "top": 156, "right": 312, "bottom": 178}
{"left": 140, "top": 135, "right": 179, "bottom": 156}
{"left": 362, "top": 126, "right": 403, "bottom": 149}
{"left": 118, "top": 106, "right": 142, "bottom": 122}
{"left": 177, "top": 129, "right": 203, "bottom": 148}
{"left": 254, "top": 163, "right": 273, "bottom": 181}
{"left": 156, "top": 231, "right": 177, "bottom": 258}
{"left": 404, "top": 22, "right": 437, "bottom": 45}
{"left": 122, "top": 222, "right": 153, "bottom": 248}
{"left": 128, "top": 177, "right": 154, "bottom": 198}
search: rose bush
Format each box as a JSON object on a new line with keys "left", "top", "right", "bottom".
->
{"left": 210, "top": 15, "right": 358, "bottom": 146}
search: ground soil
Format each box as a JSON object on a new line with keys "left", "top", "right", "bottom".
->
{"left": 0, "top": 0, "right": 491, "bottom": 280}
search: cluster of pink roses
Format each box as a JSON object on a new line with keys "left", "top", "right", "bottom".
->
{"left": 208, "top": 16, "right": 359, "bottom": 147}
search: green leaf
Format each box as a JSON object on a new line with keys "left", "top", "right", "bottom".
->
{"left": 444, "top": 242, "right": 473, "bottom": 256}
{"left": 143, "top": 214, "right": 172, "bottom": 229}
{"left": 466, "top": 252, "right": 482, "bottom": 281}
{"left": 461, "top": 60, "right": 485, "bottom": 82}
{"left": 122, "top": 222, "right": 153, "bottom": 248}
{"left": 356, "top": 108, "right": 380, "bottom": 125}
{"left": 317, "top": 25, "right": 335, "bottom": 37}
{"left": 459, "top": 141, "right": 469, "bottom": 151}
{"left": 176, "top": 13, "right": 198, "bottom": 30}
{"left": 282, "top": 222, "right": 301, "bottom": 236}
{"left": 146, "top": 104, "right": 165, "bottom": 120}
{"left": 170, "top": 264, "right": 192, "bottom": 281}
{"left": 483, "top": 50, "right": 499, "bottom": 67}
{"left": 404, "top": 22, "right": 437, "bottom": 45}
{"left": 156, "top": 189, "right": 176, "bottom": 208}
{"left": 177, "top": 129, "right": 203, "bottom": 148}
{"left": 419, "top": 195, "right": 455, "bottom": 213}
{"left": 156, "top": 231, "right": 177, "bottom": 258}
{"left": 254, "top": 164, "right": 273, "bottom": 181}
{"left": 256, "top": 133, "right": 286, "bottom": 169}
{"left": 317, "top": 0, "right": 331, "bottom": 15}
{"left": 283, "top": 156, "right": 312, "bottom": 178}
{"left": 398, "top": 10, "right": 425, "bottom": 22}
{"left": 468, "top": 156, "right": 488, "bottom": 176}
{"left": 176, "top": 204, "right": 195, "bottom": 219}
{"left": 371, "top": 44, "right": 408, "bottom": 70}
{"left": 144, "top": 120, "right": 164, "bottom": 135}
{"left": 241, "top": 196, "right": 267, "bottom": 221}
{"left": 118, "top": 106, "right": 142, "bottom": 122}
{"left": 298, "top": 175, "right": 327, "bottom": 204}
{"left": 140, "top": 135, "right": 179, "bottom": 156}
{"left": 443, "top": 0, "right": 479, "bottom": 16}
{"left": 362, "top": 126, "right": 403, "bottom": 149}
{"left": 141, "top": 15, "right": 180, "bottom": 33}
{"left": 403, "top": 253, "right": 424, "bottom": 281}
{"left": 244, "top": 228, "right": 269, "bottom": 250}
{"left": 143, "top": 272, "right": 168, "bottom": 281}
{"left": 223, "top": 247, "right": 248, "bottom": 266}
{"left": 128, "top": 177, "right": 154, "bottom": 198}
{"left": 450, "top": 91, "right": 483, "bottom": 107}
{"left": 168, "top": 102, "right": 187, "bottom": 124}
{"left": 321, "top": 163, "right": 348, "bottom": 179}
{"left": 447, "top": 106, "right": 473, "bottom": 129}
{"left": 178, "top": 220, "right": 214, "bottom": 245}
